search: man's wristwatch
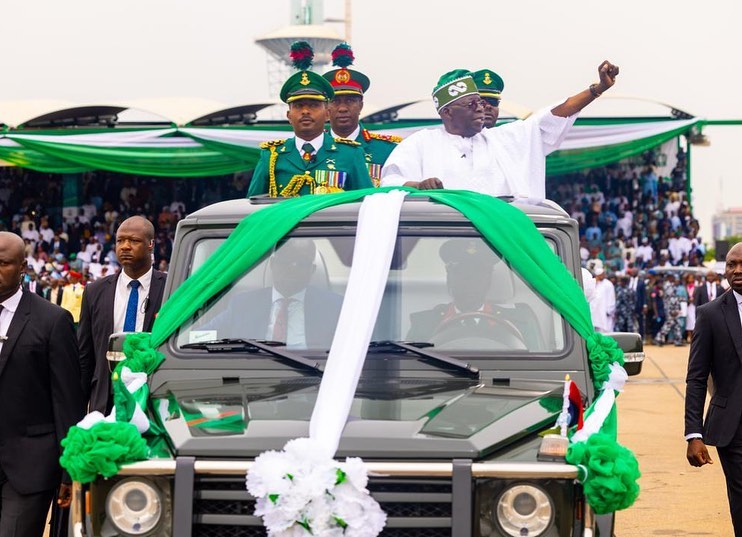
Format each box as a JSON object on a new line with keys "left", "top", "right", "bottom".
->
{"left": 589, "top": 83, "right": 603, "bottom": 98}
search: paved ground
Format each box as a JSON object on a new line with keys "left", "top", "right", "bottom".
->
{"left": 615, "top": 342, "right": 733, "bottom": 536}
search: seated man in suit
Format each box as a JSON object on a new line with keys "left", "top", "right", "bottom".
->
{"left": 407, "top": 239, "right": 543, "bottom": 350}
{"left": 210, "top": 239, "right": 343, "bottom": 349}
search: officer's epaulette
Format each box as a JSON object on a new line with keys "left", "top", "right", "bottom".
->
{"left": 259, "top": 139, "right": 286, "bottom": 150}
{"left": 334, "top": 137, "right": 361, "bottom": 147}
{"left": 362, "top": 129, "right": 402, "bottom": 144}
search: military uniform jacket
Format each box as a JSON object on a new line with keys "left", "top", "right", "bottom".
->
{"left": 355, "top": 124, "right": 401, "bottom": 186}
{"left": 248, "top": 132, "right": 373, "bottom": 197}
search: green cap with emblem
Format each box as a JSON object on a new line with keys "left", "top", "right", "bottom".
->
{"left": 472, "top": 69, "right": 505, "bottom": 99}
{"left": 432, "top": 69, "right": 478, "bottom": 112}
{"left": 280, "top": 41, "right": 335, "bottom": 104}
{"left": 322, "top": 42, "right": 370, "bottom": 96}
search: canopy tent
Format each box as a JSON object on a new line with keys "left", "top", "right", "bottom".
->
{"left": 0, "top": 117, "right": 702, "bottom": 177}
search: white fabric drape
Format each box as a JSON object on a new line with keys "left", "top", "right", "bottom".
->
{"left": 309, "top": 190, "right": 408, "bottom": 458}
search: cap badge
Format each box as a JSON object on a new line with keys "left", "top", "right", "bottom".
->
{"left": 300, "top": 72, "right": 310, "bottom": 86}
{"left": 335, "top": 69, "right": 351, "bottom": 84}
{"left": 483, "top": 72, "right": 493, "bottom": 85}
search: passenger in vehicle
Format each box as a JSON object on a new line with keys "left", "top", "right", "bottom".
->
{"left": 215, "top": 240, "right": 343, "bottom": 349}
{"left": 406, "top": 239, "right": 543, "bottom": 349}
{"left": 247, "top": 42, "right": 372, "bottom": 198}
{"left": 380, "top": 61, "right": 619, "bottom": 201}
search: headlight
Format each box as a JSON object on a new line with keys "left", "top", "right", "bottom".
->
{"left": 495, "top": 484, "right": 553, "bottom": 537}
{"left": 105, "top": 478, "right": 163, "bottom": 535}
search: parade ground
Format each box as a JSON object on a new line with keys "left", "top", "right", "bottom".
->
{"left": 616, "top": 342, "right": 732, "bottom": 536}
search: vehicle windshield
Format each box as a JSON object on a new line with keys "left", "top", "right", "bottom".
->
{"left": 176, "top": 233, "right": 567, "bottom": 356}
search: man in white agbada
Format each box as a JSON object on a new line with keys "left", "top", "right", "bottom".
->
{"left": 380, "top": 61, "right": 620, "bottom": 200}
{"left": 589, "top": 267, "right": 616, "bottom": 333}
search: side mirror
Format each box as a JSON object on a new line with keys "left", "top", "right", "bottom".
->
{"left": 106, "top": 331, "right": 129, "bottom": 372}
{"left": 607, "top": 332, "right": 645, "bottom": 376}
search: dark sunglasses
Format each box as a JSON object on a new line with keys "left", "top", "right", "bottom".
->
{"left": 451, "top": 97, "right": 485, "bottom": 111}
{"left": 483, "top": 97, "right": 501, "bottom": 107}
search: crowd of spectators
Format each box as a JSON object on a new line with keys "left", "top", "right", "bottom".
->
{"left": 1, "top": 147, "right": 713, "bottom": 346}
{"left": 0, "top": 167, "right": 250, "bottom": 295}
{"left": 547, "top": 149, "right": 720, "bottom": 344}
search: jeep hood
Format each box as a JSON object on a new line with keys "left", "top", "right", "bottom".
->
{"left": 157, "top": 376, "right": 563, "bottom": 459}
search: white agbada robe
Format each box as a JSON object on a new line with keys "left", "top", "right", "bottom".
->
{"left": 380, "top": 106, "right": 577, "bottom": 200}
{"left": 590, "top": 278, "right": 616, "bottom": 333}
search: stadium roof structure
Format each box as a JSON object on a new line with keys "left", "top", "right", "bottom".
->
{"left": 0, "top": 96, "right": 725, "bottom": 181}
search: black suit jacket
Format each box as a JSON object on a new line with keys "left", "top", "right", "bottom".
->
{"left": 209, "top": 286, "right": 342, "bottom": 348}
{"left": 685, "top": 290, "right": 742, "bottom": 446}
{"left": 631, "top": 278, "right": 647, "bottom": 313}
{"left": 78, "top": 270, "right": 166, "bottom": 414}
{"left": 694, "top": 282, "right": 723, "bottom": 307}
{"left": 0, "top": 290, "right": 85, "bottom": 494}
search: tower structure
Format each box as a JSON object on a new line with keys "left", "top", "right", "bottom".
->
{"left": 255, "top": 0, "right": 343, "bottom": 98}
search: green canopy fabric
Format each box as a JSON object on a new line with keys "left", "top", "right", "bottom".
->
{"left": 0, "top": 118, "right": 699, "bottom": 177}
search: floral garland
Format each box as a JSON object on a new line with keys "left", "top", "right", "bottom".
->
{"left": 246, "top": 439, "right": 386, "bottom": 537}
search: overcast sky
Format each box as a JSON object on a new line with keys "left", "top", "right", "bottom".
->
{"left": 3, "top": 0, "right": 741, "bottom": 242}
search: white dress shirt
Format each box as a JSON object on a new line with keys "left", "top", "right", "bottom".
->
{"left": 0, "top": 287, "right": 23, "bottom": 353}
{"left": 707, "top": 282, "right": 717, "bottom": 302}
{"left": 294, "top": 133, "right": 325, "bottom": 156}
{"left": 267, "top": 288, "right": 306, "bottom": 348}
{"left": 113, "top": 268, "right": 153, "bottom": 333}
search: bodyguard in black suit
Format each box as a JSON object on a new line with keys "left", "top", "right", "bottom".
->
{"left": 78, "top": 216, "right": 166, "bottom": 414}
{"left": 628, "top": 267, "right": 647, "bottom": 339}
{"left": 685, "top": 243, "right": 742, "bottom": 535}
{"left": 0, "top": 232, "right": 85, "bottom": 537}
{"left": 694, "top": 270, "right": 723, "bottom": 307}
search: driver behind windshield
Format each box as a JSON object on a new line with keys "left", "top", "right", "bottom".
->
{"left": 406, "top": 239, "right": 542, "bottom": 349}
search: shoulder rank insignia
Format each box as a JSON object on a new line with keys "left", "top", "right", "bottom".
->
{"left": 334, "top": 137, "right": 361, "bottom": 147}
{"left": 362, "top": 129, "right": 402, "bottom": 144}
{"left": 259, "top": 139, "right": 286, "bottom": 150}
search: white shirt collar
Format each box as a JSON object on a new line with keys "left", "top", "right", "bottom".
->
{"left": 294, "top": 133, "right": 325, "bottom": 155}
{"left": 271, "top": 288, "right": 307, "bottom": 303}
{"left": 120, "top": 267, "right": 153, "bottom": 291}
{"left": 330, "top": 125, "right": 360, "bottom": 141}
{"left": 733, "top": 290, "right": 742, "bottom": 306}
{"left": 1, "top": 287, "right": 23, "bottom": 314}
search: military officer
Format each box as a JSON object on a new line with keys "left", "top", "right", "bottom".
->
{"left": 472, "top": 69, "right": 505, "bottom": 129}
{"left": 323, "top": 43, "right": 401, "bottom": 186}
{"left": 247, "top": 41, "right": 372, "bottom": 198}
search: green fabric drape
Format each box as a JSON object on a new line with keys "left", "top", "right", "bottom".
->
{"left": 62, "top": 188, "right": 639, "bottom": 513}
{"left": 0, "top": 144, "right": 91, "bottom": 173}
{"left": 151, "top": 187, "right": 594, "bottom": 347}
{"left": 546, "top": 123, "right": 693, "bottom": 175}
{"left": 10, "top": 137, "right": 250, "bottom": 177}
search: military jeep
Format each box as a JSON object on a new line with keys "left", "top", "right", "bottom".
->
{"left": 71, "top": 195, "right": 643, "bottom": 537}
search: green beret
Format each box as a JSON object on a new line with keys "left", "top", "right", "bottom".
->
{"left": 472, "top": 69, "right": 504, "bottom": 99}
{"left": 280, "top": 70, "right": 335, "bottom": 104}
{"left": 432, "top": 69, "right": 478, "bottom": 112}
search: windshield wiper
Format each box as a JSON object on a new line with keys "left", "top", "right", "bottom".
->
{"left": 368, "top": 340, "right": 479, "bottom": 378}
{"left": 181, "top": 338, "right": 323, "bottom": 375}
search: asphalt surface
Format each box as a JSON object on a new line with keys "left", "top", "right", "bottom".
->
{"left": 615, "top": 342, "right": 733, "bottom": 536}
